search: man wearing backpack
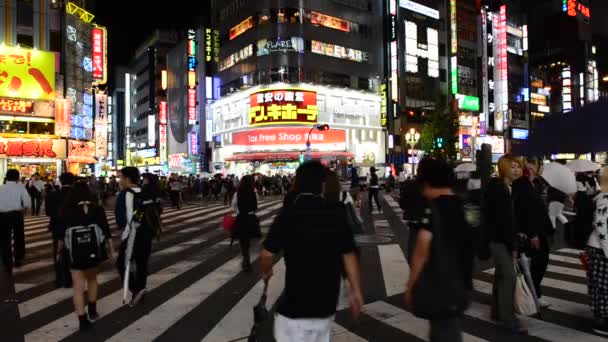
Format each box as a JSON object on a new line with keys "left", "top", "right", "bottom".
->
{"left": 47, "top": 172, "right": 76, "bottom": 288}
{"left": 115, "top": 167, "right": 156, "bottom": 307}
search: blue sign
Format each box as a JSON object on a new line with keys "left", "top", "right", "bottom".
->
{"left": 512, "top": 128, "right": 529, "bottom": 140}
{"left": 188, "top": 56, "right": 197, "bottom": 70}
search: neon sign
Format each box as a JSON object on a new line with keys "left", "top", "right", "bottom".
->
{"left": 0, "top": 138, "right": 64, "bottom": 158}
{"left": 92, "top": 27, "right": 107, "bottom": 84}
{"left": 188, "top": 29, "right": 197, "bottom": 125}
{"left": 229, "top": 16, "right": 254, "bottom": 40}
{"left": 310, "top": 12, "right": 350, "bottom": 32}
{"left": 249, "top": 89, "right": 318, "bottom": 127}
{"left": 563, "top": 0, "right": 590, "bottom": 18}
{"left": 0, "top": 97, "right": 34, "bottom": 114}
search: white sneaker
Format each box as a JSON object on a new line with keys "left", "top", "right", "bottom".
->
{"left": 538, "top": 298, "right": 550, "bottom": 307}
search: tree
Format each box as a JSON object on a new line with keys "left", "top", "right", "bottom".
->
{"left": 419, "top": 109, "right": 458, "bottom": 160}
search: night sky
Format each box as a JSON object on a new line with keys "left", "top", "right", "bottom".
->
{"left": 93, "top": 0, "right": 205, "bottom": 82}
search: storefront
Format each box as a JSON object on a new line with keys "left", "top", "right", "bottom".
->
{"left": 210, "top": 84, "right": 385, "bottom": 176}
{"left": 0, "top": 137, "right": 67, "bottom": 180}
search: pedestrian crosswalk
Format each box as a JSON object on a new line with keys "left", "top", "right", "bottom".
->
{"left": 2, "top": 194, "right": 604, "bottom": 341}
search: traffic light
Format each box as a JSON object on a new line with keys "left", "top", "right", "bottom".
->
{"left": 436, "top": 137, "right": 443, "bottom": 148}
{"left": 317, "top": 124, "right": 330, "bottom": 131}
{"left": 299, "top": 152, "right": 304, "bottom": 164}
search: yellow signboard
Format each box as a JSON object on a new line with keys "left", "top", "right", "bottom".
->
{"left": 0, "top": 46, "right": 56, "bottom": 101}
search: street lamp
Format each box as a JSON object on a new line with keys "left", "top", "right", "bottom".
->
{"left": 305, "top": 123, "right": 330, "bottom": 161}
{"left": 405, "top": 128, "right": 420, "bottom": 175}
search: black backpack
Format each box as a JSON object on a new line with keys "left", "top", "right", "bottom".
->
{"left": 64, "top": 224, "right": 105, "bottom": 269}
{"left": 128, "top": 189, "right": 162, "bottom": 240}
{"left": 564, "top": 192, "right": 596, "bottom": 249}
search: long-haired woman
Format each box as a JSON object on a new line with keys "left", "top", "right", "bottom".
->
{"left": 231, "top": 175, "right": 261, "bottom": 271}
{"left": 56, "top": 181, "right": 113, "bottom": 331}
{"left": 482, "top": 155, "right": 527, "bottom": 335}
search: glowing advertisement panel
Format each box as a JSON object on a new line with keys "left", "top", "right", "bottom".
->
{"left": 0, "top": 46, "right": 56, "bottom": 100}
{"left": 249, "top": 89, "right": 318, "bottom": 127}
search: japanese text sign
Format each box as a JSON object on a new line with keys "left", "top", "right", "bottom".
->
{"left": 0, "top": 97, "right": 34, "bottom": 114}
{"left": 92, "top": 27, "right": 107, "bottom": 83}
{"left": 232, "top": 127, "right": 346, "bottom": 152}
{"left": 249, "top": 89, "right": 318, "bottom": 127}
{"left": 67, "top": 140, "right": 96, "bottom": 163}
{"left": 0, "top": 138, "right": 66, "bottom": 159}
{"left": 0, "top": 46, "right": 55, "bottom": 100}
{"left": 55, "top": 99, "right": 70, "bottom": 137}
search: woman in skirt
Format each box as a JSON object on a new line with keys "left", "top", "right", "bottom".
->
{"left": 56, "top": 181, "right": 113, "bottom": 331}
{"left": 588, "top": 166, "right": 608, "bottom": 336}
{"left": 231, "top": 175, "right": 261, "bottom": 271}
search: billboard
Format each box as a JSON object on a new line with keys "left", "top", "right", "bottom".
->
{"left": 0, "top": 97, "right": 34, "bottom": 114}
{"left": 0, "top": 138, "right": 66, "bottom": 159}
{"left": 55, "top": 99, "right": 71, "bottom": 137}
{"left": 232, "top": 127, "right": 346, "bottom": 152}
{"left": 67, "top": 139, "right": 96, "bottom": 163}
{"left": 92, "top": 27, "right": 107, "bottom": 84}
{"left": 94, "top": 94, "right": 108, "bottom": 157}
{"left": 0, "top": 46, "right": 56, "bottom": 100}
{"left": 249, "top": 89, "right": 318, "bottom": 127}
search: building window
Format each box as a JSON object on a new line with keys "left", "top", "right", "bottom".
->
{"left": 28, "top": 122, "right": 54, "bottom": 135}
{"left": 16, "top": 34, "right": 33, "bottom": 48}
{"left": 16, "top": 0, "right": 33, "bottom": 27}
{"left": 0, "top": 120, "right": 27, "bottom": 134}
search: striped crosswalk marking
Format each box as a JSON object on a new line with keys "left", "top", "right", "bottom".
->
{"left": 5, "top": 193, "right": 602, "bottom": 341}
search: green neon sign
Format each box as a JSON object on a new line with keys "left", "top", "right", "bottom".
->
{"left": 456, "top": 94, "right": 480, "bottom": 111}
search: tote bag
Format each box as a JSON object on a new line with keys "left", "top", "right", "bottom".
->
{"left": 513, "top": 262, "right": 538, "bottom": 316}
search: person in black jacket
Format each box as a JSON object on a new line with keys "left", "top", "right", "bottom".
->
{"left": 512, "top": 157, "right": 554, "bottom": 307}
{"left": 46, "top": 172, "right": 75, "bottom": 288}
{"left": 55, "top": 181, "right": 112, "bottom": 331}
{"left": 482, "top": 155, "right": 527, "bottom": 335}
{"left": 231, "top": 175, "right": 261, "bottom": 271}
{"left": 368, "top": 167, "right": 382, "bottom": 213}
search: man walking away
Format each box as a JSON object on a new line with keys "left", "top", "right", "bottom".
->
{"left": 46, "top": 172, "right": 76, "bottom": 288}
{"left": 261, "top": 161, "right": 363, "bottom": 342}
{"left": 115, "top": 167, "right": 153, "bottom": 307}
{"left": 350, "top": 167, "right": 361, "bottom": 208}
{"left": 168, "top": 175, "right": 182, "bottom": 209}
{"left": 0, "top": 169, "right": 31, "bottom": 272}
{"left": 405, "top": 158, "right": 474, "bottom": 342}
{"left": 28, "top": 172, "right": 44, "bottom": 215}
{"left": 368, "top": 167, "right": 381, "bottom": 213}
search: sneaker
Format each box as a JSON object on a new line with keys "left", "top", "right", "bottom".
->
{"left": 593, "top": 321, "right": 608, "bottom": 337}
{"left": 129, "top": 289, "right": 146, "bottom": 307}
{"left": 511, "top": 325, "right": 528, "bottom": 336}
{"left": 88, "top": 304, "right": 99, "bottom": 322}
{"left": 78, "top": 314, "right": 91, "bottom": 331}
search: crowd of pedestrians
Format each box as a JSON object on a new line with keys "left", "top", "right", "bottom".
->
{"left": 1, "top": 155, "right": 608, "bottom": 340}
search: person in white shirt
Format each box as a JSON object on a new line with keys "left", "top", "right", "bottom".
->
{"left": 27, "top": 172, "right": 44, "bottom": 216}
{"left": 0, "top": 169, "right": 31, "bottom": 272}
{"left": 588, "top": 166, "right": 608, "bottom": 336}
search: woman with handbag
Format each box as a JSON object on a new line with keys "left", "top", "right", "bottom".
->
{"left": 405, "top": 158, "right": 474, "bottom": 342}
{"left": 231, "top": 175, "right": 261, "bottom": 271}
{"left": 587, "top": 167, "right": 608, "bottom": 336}
{"left": 55, "top": 181, "right": 113, "bottom": 331}
{"left": 482, "top": 155, "right": 527, "bottom": 335}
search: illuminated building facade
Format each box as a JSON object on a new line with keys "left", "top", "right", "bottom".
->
{"left": 208, "top": 0, "right": 386, "bottom": 174}
{"left": 0, "top": 1, "right": 105, "bottom": 180}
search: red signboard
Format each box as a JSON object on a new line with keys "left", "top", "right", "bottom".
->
{"left": 249, "top": 89, "right": 318, "bottom": 126}
{"left": 159, "top": 101, "right": 167, "bottom": 124}
{"left": 499, "top": 5, "right": 507, "bottom": 81}
{"left": 229, "top": 16, "right": 254, "bottom": 40}
{"left": 0, "top": 97, "right": 34, "bottom": 114}
{"left": 54, "top": 99, "right": 70, "bottom": 137}
{"left": 67, "top": 140, "right": 96, "bottom": 163}
{"left": 0, "top": 138, "right": 66, "bottom": 158}
{"left": 92, "top": 28, "right": 105, "bottom": 80}
{"left": 232, "top": 127, "right": 346, "bottom": 147}
{"left": 188, "top": 89, "right": 196, "bottom": 124}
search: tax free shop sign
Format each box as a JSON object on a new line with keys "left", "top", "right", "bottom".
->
{"left": 232, "top": 127, "right": 346, "bottom": 152}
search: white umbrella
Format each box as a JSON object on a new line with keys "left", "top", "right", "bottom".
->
{"left": 455, "top": 163, "right": 476, "bottom": 172}
{"left": 542, "top": 162, "right": 577, "bottom": 194}
{"left": 566, "top": 159, "right": 600, "bottom": 173}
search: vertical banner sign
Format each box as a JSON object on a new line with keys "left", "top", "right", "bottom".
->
{"left": 450, "top": 0, "right": 458, "bottom": 95}
{"left": 55, "top": 99, "right": 71, "bottom": 137}
{"left": 499, "top": 5, "right": 508, "bottom": 128}
{"left": 92, "top": 27, "right": 107, "bottom": 84}
{"left": 159, "top": 125, "right": 167, "bottom": 164}
{"left": 189, "top": 132, "right": 199, "bottom": 155}
{"left": 492, "top": 10, "right": 503, "bottom": 132}
{"left": 94, "top": 94, "right": 108, "bottom": 157}
{"left": 147, "top": 115, "right": 156, "bottom": 147}
{"left": 187, "top": 29, "right": 197, "bottom": 125}
{"left": 480, "top": 9, "right": 488, "bottom": 137}
{"left": 159, "top": 101, "right": 167, "bottom": 124}
{"left": 380, "top": 83, "right": 387, "bottom": 127}
{"left": 389, "top": 0, "right": 398, "bottom": 106}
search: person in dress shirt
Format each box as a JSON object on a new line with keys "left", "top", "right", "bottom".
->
{"left": 27, "top": 173, "right": 45, "bottom": 216}
{"left": 0, "top": 169, "right": 31, "bottom": 273}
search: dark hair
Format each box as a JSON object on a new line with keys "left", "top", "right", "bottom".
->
{"left": 238, "top": 175, "right": 255, "bottom": 195}
{"left": 59, "top": 181, "right": 96, "bottom": 219}
{"left": 142, "top": 173, "right": 161, "bottom": 198}
{"left": 121, "top": 167, "right": 140, "bottom": 185}
{"left": 5, "top": 169, "right": 20, "bottom": 182}
{"left": 296, "top": 161, "right": 326, "bottom": 194}
{"left": 59, "top": 172, "right": 75, "bottom": 186}
{"left": 417, "top": 157, "right": 455, "bottom": 188}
